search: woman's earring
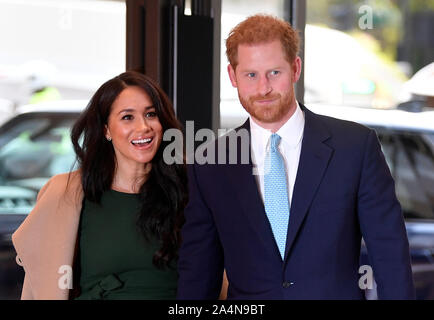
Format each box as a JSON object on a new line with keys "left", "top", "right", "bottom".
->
{"left": 106, "top": 136, "right": 112, "bottom": 142}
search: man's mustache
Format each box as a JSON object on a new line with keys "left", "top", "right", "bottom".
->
{"left": 249, "top": 93, "right": 281, "bottom": 103}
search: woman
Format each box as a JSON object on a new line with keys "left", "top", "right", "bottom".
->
{"left": 12, "top": 71, "right": 187, "bottom": 299}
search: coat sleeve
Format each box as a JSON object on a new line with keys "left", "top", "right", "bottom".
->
{"left": 177, "top": 164, "right": 224, "bottom": 299}
{"left": 12, "top": 171, "right": 82, "bottom": 300}
{"left": 357, "top": 129, "right": 415, "bottom": 299}
{"left": 13, "top": 178, "right": 53, "bottom": 300}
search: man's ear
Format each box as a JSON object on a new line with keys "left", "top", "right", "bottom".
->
{"left": 292, "top": 56, "right": 302, "bottom": 83}
{"left": 227, "top": 64, "right": 238, "bottom": 88}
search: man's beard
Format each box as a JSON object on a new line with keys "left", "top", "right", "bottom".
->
{"left": 238, "top": 91, "right": 293, "bottom": 123}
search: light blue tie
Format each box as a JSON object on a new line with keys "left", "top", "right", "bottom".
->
{"left": 264, "top": 133, "right": 290, "bottom": 259}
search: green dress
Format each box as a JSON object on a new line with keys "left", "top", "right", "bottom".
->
{"left": 74, "top": 190, "right": 178, "bottom": 300}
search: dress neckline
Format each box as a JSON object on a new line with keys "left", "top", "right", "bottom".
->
{"left": 109, "top": 189, "right": 140, "bottom": 196}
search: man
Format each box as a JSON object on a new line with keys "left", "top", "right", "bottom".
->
{"left": 177, "top": 14, "right": 414, "bottom": 299}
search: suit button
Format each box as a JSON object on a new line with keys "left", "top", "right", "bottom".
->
{"left": 282, "top": 281, "right": 293, "bottom": 288}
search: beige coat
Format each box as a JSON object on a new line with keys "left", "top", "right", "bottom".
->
{"left": 12, "top": 170, "right": 83, "bottom": 300}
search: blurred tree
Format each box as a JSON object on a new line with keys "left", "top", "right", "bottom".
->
{"left": 306, "top": 0, "right": 434, "bottom": 68}
{"left": 409, "top": 0, "right": 434, "bottom": 11}
{"left": 363, "top": 0, "right": 402, "bottom": 60}
{"left": 397, "top": 0, "right": 434, "bottom": 73}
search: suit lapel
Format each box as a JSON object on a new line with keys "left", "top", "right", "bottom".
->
{"left": 223, "top": 120, "right": 282, "bottom": 260}
{"left": 284, "top": 106, "right": 333, "bottom": 261}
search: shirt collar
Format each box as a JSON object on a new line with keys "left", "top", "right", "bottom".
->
{"left": 276, "top": 101, "right": 305, "bottom": 148}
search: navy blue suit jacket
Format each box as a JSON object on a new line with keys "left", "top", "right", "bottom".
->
{"left": 177, "top": 104, "right": 415, "bottom": 299}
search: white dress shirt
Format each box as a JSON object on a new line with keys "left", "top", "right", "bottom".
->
{"left": 250, "top": 102, "right": 305, "bottom": 206}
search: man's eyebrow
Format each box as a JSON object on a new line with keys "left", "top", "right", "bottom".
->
{"left": 239, "top": 67, "right": 283, "bottom": 73}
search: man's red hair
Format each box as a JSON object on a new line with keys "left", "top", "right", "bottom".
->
{"left": 225, "top": 14, "right": 300, "bottom": 69}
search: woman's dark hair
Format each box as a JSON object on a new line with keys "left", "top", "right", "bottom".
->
{"left": 71, "top": 71, "right": 187, "bottom": 269}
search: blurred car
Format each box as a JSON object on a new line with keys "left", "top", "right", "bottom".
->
{"left": 402, "top": 62, "right": 434, "bottom": 109}
{"left": 221, "top": 100, "right": 434, "bottom": 299}
{"left": 0, "top": 100, "right": 86, "bottom": 299}
{"left": 0, "top": 97, "right": 14, "bottom": 126}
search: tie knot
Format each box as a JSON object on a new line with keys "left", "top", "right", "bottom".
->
{"left": 269, "top": 133, "right": 281, "bottom": 151}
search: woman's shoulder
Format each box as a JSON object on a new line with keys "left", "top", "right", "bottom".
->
{"left": 47, "top": 170, "right": 81, "bottom": 185}
{"left": 38, "top": 170, "right": 82, "bottom": 201}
